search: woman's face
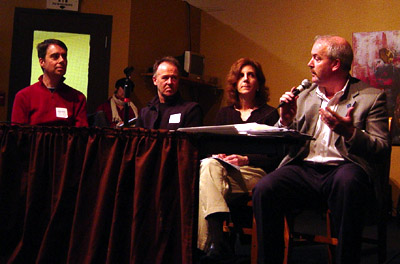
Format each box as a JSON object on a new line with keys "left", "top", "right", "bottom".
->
{"left": 237, "top": 65, "right": 259, "bottom": 98}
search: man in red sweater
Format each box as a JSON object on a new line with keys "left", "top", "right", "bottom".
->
{"left": 11, "top": 39, "right": 88, "bottom": 127}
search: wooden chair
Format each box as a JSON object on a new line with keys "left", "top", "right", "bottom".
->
{"left": 224, "top": 188, "right": 390, "bottom": 264}
{"left": 283, "top": 209, "right": 338, "bottom": 264}
{"left": 283, "top": 202, "right": 390, "bottom": 264}
{"left": 284, "top": 179, "right": 391, "bottom": 264}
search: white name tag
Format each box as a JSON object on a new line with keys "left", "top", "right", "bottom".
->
{"left": 169, "top": 113, "right": 181, "bottom": 124}
{"left": 56, "top": 107, "right": 68, "bottom": 118}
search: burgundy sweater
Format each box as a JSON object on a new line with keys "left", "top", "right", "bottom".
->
{"left": 11, "top": 75, "right": 88, "bottom": 127}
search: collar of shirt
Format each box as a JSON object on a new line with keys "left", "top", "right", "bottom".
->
{"left": 315, "top": 78, "right": 349, "bottom": 108}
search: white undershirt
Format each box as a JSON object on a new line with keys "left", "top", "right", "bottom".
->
{"left": 304, "top": 80, "right": 349, "bottom": 164}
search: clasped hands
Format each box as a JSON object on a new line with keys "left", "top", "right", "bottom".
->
{"left": 212, "top": 154, "right": 249, "bottom": 166}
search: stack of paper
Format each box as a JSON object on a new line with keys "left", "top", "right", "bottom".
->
{"left": 178, "top": 123, "right": 313, "bottom": 140}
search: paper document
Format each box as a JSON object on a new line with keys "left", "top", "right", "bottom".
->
{"left": 178, "top": 123, "right": 313, "bottom": 140}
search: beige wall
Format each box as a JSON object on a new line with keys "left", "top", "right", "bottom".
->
{"left": 199, "top": 0, "right": 400, "bottom": 208}
{"left": 80, "top": 0, "right": 132, "bottom": 97}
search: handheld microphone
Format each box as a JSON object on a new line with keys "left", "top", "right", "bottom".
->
{"left": 278, "top": 79, "right": 313, "bottom": 108}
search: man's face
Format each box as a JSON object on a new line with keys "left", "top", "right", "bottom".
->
{"left": 39, "top": 44, "right": 67, "bottom": 77}
{"left": 115, "top": 87, "right": 125, "bottom": 100}
{"left": 307, "top": 41, "right": 335, "bottom": 85}
{"left": 153, "top": 62, "right": 179, "bottom": 103}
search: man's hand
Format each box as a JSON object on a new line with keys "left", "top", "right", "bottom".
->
{"left": 116, "top": 121, "right": 124, "bottom": 127}
{"left": 279, "top": 87, "right": 298, "bottom": 126}
{"left": 320, "top": 106, "right": 355, "bottom": 140}
{"left": 212, "top": 154, "right": 249, "bottom": 166}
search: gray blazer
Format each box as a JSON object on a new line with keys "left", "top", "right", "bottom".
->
{"left": 279, "top": 77, "right": 391, "bottom": 209}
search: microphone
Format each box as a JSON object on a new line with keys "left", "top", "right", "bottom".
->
{"left": 278, "top": 79, "right": 313, "bottom": 108}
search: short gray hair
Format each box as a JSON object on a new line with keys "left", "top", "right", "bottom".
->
{"left": 314, "top": 35, "right": 353, "bottom": 72}
{"left": 152, "top": 56, "right": 181, "bottom": 77}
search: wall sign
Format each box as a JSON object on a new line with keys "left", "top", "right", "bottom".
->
{"left": 46, "top": 0, "right": 79, "bottom": 11}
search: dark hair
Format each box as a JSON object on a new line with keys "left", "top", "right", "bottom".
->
{"left": 225, "top": 58, "right": 270, "bottom": 108}
{"left": 115, "top": 78, "right": 134, "bottom": 93}
{"left": 152, "top": 56, "right": 181, "bottom": 77}
{"left": 115, "top": 78, "right": 133, "bottom": 88}
{"left": 36, "top": 39, "right": 68, "bottom": 59}
{"left": 314, "top": 35, "right": 353, "bottom": 72}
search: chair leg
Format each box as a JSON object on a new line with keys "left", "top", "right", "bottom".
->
{"left": 255, "top": 215, "right": 294, "bottom": 264}
{"left": 326, "top": 210, "right": 334, "bottom": 264}
{"left": 282, "top": 209, "right": 387, "bottom": 264}
{"left": 283, "top": 216, "right": 290, "bottom": 264}
{"left": 283, "top": 211, "right": 338, "bottom": 264}
{"left": 251, "top": 215, "right": 258, "bottom": 264}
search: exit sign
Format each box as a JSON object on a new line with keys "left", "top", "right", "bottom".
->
{"left": 47, "top": 0, "right": 79, "bottom": 11}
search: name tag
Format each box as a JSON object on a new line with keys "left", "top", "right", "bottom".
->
{"left": 56, "top": 107, "right": 68, "bottom": 118}
{"left": 169, "top": 113, "right": 181, "bottom": 124}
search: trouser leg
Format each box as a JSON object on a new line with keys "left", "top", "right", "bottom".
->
{"left": 252, "top": 164, "right": 318, "bottom": 264}
{"left": 198, "top": 158, "right": 229, "bottom": 250}
{"left": 198, "top": 158, "right": 266, "bottom": 251}
{"left": 323, "top": 163, "right": 371, "bottom": 264}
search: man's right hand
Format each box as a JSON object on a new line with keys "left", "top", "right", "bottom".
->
{"left": 279, "top": 86, "right": 298, "bottom": 126}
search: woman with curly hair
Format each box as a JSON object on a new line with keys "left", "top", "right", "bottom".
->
{"left": 197, "top": 58, "right": 280, "bottom": 261}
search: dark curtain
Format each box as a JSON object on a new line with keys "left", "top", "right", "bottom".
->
{"left": 0, "top": 125, "right": 199, "bottom": 264}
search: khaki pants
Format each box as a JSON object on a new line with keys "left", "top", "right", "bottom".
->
{"left": 197, "top": 158, "right": 266, "bottom": 250}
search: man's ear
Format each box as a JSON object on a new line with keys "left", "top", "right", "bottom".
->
{"left": 331, "top": 59, "right": 341, "bottom": 72}
{"left": 38, "top": 58, "right": 46, "bottom": 72}
{"left": 152, "top": 76, "right": 157, "bottom": 86}
{"left": 39, "top": 58, "right": 45, "bottom": 68}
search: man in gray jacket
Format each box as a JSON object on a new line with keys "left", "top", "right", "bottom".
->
{"left": 253, "top": 35, "right": 391, "bottom": 264}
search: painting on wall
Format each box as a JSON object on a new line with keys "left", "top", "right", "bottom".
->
{"left": 352, "top": 30, "right": 400, "bottom": 145}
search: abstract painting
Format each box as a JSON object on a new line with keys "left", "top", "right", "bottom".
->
{"left": 353, "top": 30, "right": 400, "bottom": 145}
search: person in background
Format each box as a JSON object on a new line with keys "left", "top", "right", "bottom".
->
{"left": 136, "top": 56, "right": 202, "bottom": 129}
{"left": 96, "top": 78, "right": 138, "bottom": 127}
{"left": 252, "top": 35, "right": 390, "bottom": 264}
{"left": 198, "top": 58, "right": 280, "bottom": 261}
{"left": 11, "top": 39, "right": 88, "bottom": 127}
